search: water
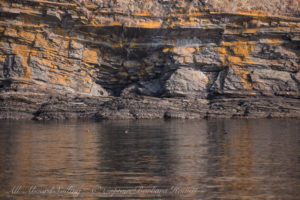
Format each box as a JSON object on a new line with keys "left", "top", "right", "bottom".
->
{"left": 0, "top": 119, "right": 299, "bottom": 199}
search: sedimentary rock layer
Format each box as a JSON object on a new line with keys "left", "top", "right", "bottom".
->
{"left": 0, "top": 0, "right": 299, "bottom": 119}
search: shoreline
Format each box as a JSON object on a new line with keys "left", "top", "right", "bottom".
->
{"left": 1, "top": 90, "right": 299, "bottom": 120}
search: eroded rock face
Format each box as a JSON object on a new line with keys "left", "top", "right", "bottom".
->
{"left": 3, "top": 55, "right": 24, "bottom": 78}
{"left": 0, "top": 0, "right": 299, "bottom": 119}
{"left": 164, "top": 68, "right": 209, "bottom": 97}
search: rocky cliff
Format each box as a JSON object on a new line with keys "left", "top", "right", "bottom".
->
{"left": 0, "top": 0, "right": 300, "bottom": 120}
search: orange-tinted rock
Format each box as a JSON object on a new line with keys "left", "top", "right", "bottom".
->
{"left": 0, "top": 0, "right": 299, "bottom": 119}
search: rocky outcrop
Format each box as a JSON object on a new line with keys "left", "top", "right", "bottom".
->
{"left": 0, "top": 0, "right": 300, "bottom": 120}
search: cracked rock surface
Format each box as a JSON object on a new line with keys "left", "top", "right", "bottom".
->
{"left": 0, "top": 0, "right": 300, "bottom": 120}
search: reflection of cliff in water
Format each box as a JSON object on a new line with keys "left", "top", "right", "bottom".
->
{"left": 0, "top": 119, "right": 299, "bottom": 199}
{"left": 96, "top": 121, "right": 175, "bottom": 186}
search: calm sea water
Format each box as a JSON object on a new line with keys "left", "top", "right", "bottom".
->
{"left": 0, "top": 119, "right": 299, "bottom": 199}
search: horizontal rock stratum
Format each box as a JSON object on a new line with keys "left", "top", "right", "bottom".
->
{"left": 0, "top": 0, "right": 300, "bottom": 120}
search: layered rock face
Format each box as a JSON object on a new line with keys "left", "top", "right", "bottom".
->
{"left": 0, "top": 0, "right": 300, "bottom": 120}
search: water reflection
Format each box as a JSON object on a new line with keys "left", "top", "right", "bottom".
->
{"left": 0, "top": 119, "right": 299, "bottom": 199}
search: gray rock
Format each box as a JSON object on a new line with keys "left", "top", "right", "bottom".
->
{"left": 69, "top": 40, "right": 84, "bottom": 59}
{"left": 210, "top": 67, "right": 247, "bottom": 92}
{"left": 46, "top": 9, "right": 62, "bottom": 21}
{"left": 29, "top": 56, "right": 49, "bottom": 82}
{"left": 3, "top": 55, "right": 24, "bottom": 78}
{"left": 194, "top": 45, "right": 222, "bottom": 64}
{"left": 252, "top": 68, "right": 297, "bottom": 92}
{"left": 223, "top": 67, "right": 249, "bottom": 91}
{"left": 164, "top": 67, "right": 209, "bottom": 97}
{"left": 89, "top": 83, "right": 109, "bottom": 97}
{"left": 291, "top": 71, "right": 300, "bottom": 91}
